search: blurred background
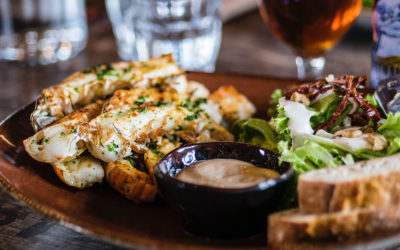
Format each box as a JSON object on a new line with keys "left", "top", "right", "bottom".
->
{"left": 0, "top": 0, "right": 376, "bottom": 249}
{"left": 0, "top": 0, "right": 374, "bottom": 120}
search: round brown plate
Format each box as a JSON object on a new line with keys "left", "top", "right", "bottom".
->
{"left": 1, "top": 72, "right": 400, "bottom": 249}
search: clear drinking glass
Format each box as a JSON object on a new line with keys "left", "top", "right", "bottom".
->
{"left": 371, "top": 0, "right": 400, "bottom": 87}
{"left": 106, "top": 0, "right": 222, "bottom": 72}
{"left": 258, "top": 0, "right": 362, "bottom": 80}
{"left": 0, "top": 0, "right": 88, "bottom": 65}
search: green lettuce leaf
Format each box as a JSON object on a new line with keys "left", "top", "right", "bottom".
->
{"left": 366, "top": 94, "right": 379, "bottom": 108}
{"left": 231, "top": 118, "right": 278, "bottom": 152}
{"left": 279, "top": 140, "right": 342, "bottom": 173}
{"left": 309, "top": 94, "right": 340, "bottom": 129}
{"left": 377, "top": 112, "right": 400, "bottom": 139}
{"left": 268, "top": 89, "right": 283, "bottom": 117}
{"left": 272, "top": 104, "right": 291, "bottom": 143}
{"left": 270, "top": 89, "right": 283, "bottom": 106}
{"left": 311, "top": 93, "right": 339, "bottom": 113}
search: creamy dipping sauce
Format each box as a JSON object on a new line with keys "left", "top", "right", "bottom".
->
{"left": 175, "top": 159, "right": 280, "bottom": 188}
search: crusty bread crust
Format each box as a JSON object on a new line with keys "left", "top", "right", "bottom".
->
{"left": 268, "top": 206, "right": 400, "bottom": 246}
{"left": 298, "top": 153, "right": 400, "bottom": 214}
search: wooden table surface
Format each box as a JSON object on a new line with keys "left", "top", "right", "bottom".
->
{"left": 0, "top": 10, "right": 373, "bottom": 250}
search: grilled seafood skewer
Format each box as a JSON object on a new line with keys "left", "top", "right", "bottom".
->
{"left": 209, "top": 85, "right": 256, "bottom": 124}
{"left": 52, "top": 155, "right": 104, "bottom": 189}
{"left": 31, "top": 54, "right": 184, "bottom": 131}
{"left": 24, "top": 101, "right": 103, "bottom": 163}
{"left": 105, "top": 159, "right": 158, "bottom": 203}
{"left": 86, "top": 99, "right": 233, "bottom": 163}
{"left": 23, "top": 55, "right": 257, "bottom": 203}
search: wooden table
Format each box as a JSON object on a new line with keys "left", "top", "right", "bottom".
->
{"left": 0, "top": 11, "right": 372, "bottom": 250}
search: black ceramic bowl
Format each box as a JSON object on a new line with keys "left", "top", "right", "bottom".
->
{"left": 154, "top": 142, "right": 293, "bottom": 238}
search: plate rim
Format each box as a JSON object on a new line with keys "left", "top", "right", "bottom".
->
{"left": 0, "top": 71, "right": 284, "bottom": 250}
{"left": 1, "top": 72, "right": 399, "bottom": 250}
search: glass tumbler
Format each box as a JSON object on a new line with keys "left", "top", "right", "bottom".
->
{"left": 106, "top": 0, "right": 222, "bottom": 72}
{"left": 0, "top": 0, "right": 88, "bottom": 65}
{"left": 371, "top": 0, "right": 400, "bottom": 87}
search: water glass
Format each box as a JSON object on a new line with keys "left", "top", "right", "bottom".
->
{"left": 0, "top": 0, "right": 88, "bottom": 65}
{"left": 371, "top": 0, "right": 400, "bottom": 87}
{"left": 106, "top": 0, "right": 222, "bottom": 72}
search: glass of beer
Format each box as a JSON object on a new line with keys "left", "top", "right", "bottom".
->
{"left": 258, "top": 0, "right": 362, "bottom": 80}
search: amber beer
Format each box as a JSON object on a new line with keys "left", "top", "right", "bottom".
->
{"left": 259, "top": 0, "right": 362, "bottom": 58}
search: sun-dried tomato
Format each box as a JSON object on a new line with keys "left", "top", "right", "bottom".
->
{"left": 350, "top": 87, "right": 381, "bottom": 122}
{"left": 314, "top": 76, "right": 353, "bottom": 132}
{"left": 282, "top": 75, "right": 381, "bottom": 132}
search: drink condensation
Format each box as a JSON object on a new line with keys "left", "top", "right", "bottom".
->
{"left": 106, "top": 0, "right": 222, "bottom": 72}
{"left": 371, "top": 0, "right": 400, "bottom": 87}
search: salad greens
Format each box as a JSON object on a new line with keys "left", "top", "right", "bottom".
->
{"left": 231, "top": 119, "right": 277, "bottom": 152}
{"left": 377, "top": 112, "right": 400, "bottom": 139}
{"left": 232, "top": 77, "right": 400, "bottom": 207}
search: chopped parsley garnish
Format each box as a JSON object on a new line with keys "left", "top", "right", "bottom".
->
{"left": 138, "top": 95, "right": 149, "bottom": 102}
{"left": 70, "top": 128, "right": 77, "bottom": 134}
{"left": 123, "top": 66, "right": 133, "bottom": 73}
{"left": 179, "top": 98, "right": 207, "bottom": 111}
{"left": 123, "top": 153, "right": 147, "bottom": 172}
{"left": 44, "top": 137, "right": 50, "bottom": 144}
{"left": 152, "top": 100, "right": 169, "bottom": 107}
{"left": 60, "top": 132, "right": 65, "bottom": 136}
{"left": 125, "top": 157, "right": 136, "bottom": 168}
{"left": 96, "top": 64, "right": 122, "bottom": 80}
{"left": 107, "top": 142, "right": 119, "bottom": 155}
{"left": 73, "top": 87, "right": 79, "bottom": 93}
{"left": 151, "top": 149, "right": 165, "bottom": 158}
{"left": 184, "top": 110, "right": 201, "bottom": 121}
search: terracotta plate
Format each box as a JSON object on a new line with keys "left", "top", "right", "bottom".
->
{"left": 1, "top": 72, "right": 400, "bottom": 249}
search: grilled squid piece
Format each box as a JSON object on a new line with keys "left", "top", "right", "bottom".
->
{"left": 209, "top": 85, "right": 256, "bottom": 124}
{"left": 104, "top": 83, "right": 223, "bottom": 125}
{"left": 52, "top": 155, "right": 104, "bottom": 189}
{"left": 86, "top": 105, "right": 182, "bottom": 162}
{"left": 86, "top": 100, "right": 233, "bottom": 163}
{"left": 186, "top": 81, "right": 210, "bottom": 99}
{"left": 31, "top": 54, "right": 184, "bottom": 131}
{"left": 24, "top": 102, "right": 103, "bottom": 163}
{"left": 105, "top": 159, "right": 158, "bottom": 203}
{"left": 102, "top": 87, "right": 182, "bottom": 112}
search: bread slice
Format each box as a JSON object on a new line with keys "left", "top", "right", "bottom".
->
{"left": 298, "top": 153, "right": 400, "bottom": 214}
{"left": 267, "top": 206, "right": 400, "bottom": 246}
